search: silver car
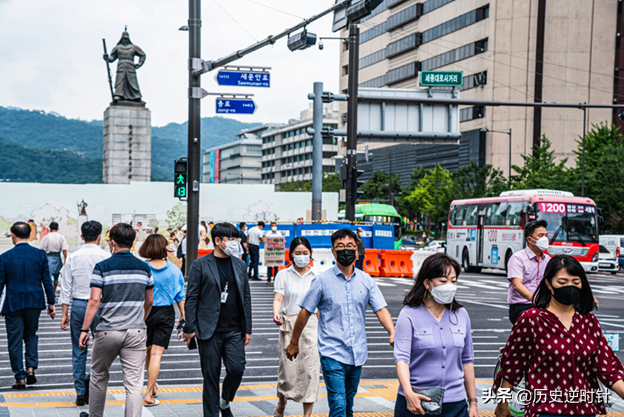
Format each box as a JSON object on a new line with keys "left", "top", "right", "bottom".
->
{"left": 598, "top": 245, "right": 619, "bottom": 274}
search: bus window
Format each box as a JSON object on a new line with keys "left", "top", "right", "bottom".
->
{"left": 492, "top": 202, "right": 509, "bottom": 226}
{"left": 506, "top": 202, "right": 524, "bottom": 226}
{"left": 484, "top": 203, "right": 495, "bottom": 225}
{"left": 466, "top": 205, "right": 479, "bottom": 226}
{"left": 451, "top": 206, "right": 466, "bottom": 226}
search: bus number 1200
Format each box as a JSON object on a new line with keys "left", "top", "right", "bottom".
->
{"left": 539, "top": 203, "right": 567, "bottom": 213}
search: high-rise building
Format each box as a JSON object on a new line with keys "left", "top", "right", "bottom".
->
{"left": 202, "top": 124, "right": 278, "bottom": 184}
{"left": 339, "top": 0, "right": 622, "bottom": 175}
{"left": 261, "top": 104, "right": 340, "bottom": 185}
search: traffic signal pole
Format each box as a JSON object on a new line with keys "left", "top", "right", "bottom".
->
{"left": 345, "top": 24, "right": 360, "bottom": 221}
{"left": 311, "top": 82, "right": 323, "bottom": 221}
{"left": 186, "top": 0, "right": 201, "bottom": 276}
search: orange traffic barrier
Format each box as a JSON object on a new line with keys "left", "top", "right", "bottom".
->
{"left": 198, "top": 249, "right": 214, "bottom": 258}
{"left": 379, "top": 250, "right": 414, "bottom": 278}
{"left": 278, "top": 249, "right": 291, "bottom": 272}
{"left": 363, "top": 249, "right": 381, "bottom": 277}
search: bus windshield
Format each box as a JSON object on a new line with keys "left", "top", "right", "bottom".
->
{"left": 535, "top": 203, "right": 598, "bottom": 245}
{"left": 363, "top": 215, "right": 402, "bottom": 241}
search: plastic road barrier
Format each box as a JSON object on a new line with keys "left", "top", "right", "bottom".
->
{"left": 410, "top": 251, "right": 434, "bottom": 278}
{"left": 379, "top": 250, "right": 414, "bottom": 278}
{"left": 363, "top": 249, "right": 381, "bottom": 277}
{"left": 198, "top": 249, "right": 214, "bottom": 258}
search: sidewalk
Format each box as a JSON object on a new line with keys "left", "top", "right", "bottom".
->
{"left": 1, "top": 379, "right": 623, "bottom": 416}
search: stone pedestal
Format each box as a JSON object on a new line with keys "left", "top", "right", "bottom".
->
{"left": 102, "top": 102, "right": 151, "bottom": 184}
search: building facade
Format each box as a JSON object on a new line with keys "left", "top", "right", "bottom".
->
{"left": 261, "top": 104, "right": 340, "bottom": 185}
{"left": 339, "top": 0, "right": 621, "bottom": 176}
{"left": 202, "top": 124, "right": 278, "bottom": 184}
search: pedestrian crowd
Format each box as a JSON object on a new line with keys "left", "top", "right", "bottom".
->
{"left": 0, "top": 218, "right": 622, "bottom": 417}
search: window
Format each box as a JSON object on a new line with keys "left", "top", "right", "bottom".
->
{"left": 506, "top": 202, "right": 524, "bottom": 226}
{"left": 288, "top": 144, "right": 293, "bottom": 150}
{"left": 360, "top": 48, "right": 387, "bottom": 69}
{"left": 386, "top": 62, "right": 418, "bottom": 85}
{"left": 421, "top": 39, "right": 488, "bottom": 71}
{"left": 306, "top": 140, "right": 311, "bottom": 147}
{"left": 360, "top": 21, "right": 387, "bottom": 44}
{"left": 305, "top": 154, "right": 311, "bottom": 160}
{"left": 388, "top": 0, "right": 408, "bottom": 8}
{"left": 422, "top": 0, "right": 454, "bottom": 14}
{"left": 305, "top": 167, "right": 310, "bottom": 174}
{"left": 360, "top": 74, "right": 387, "bottom": 88}
{"left": 421, "top": 7, "right": 489, "bottom": 44}
{"left": 491, "top": 202, "right": 509, "bottom": 226}
{"left": 460, "top": 106, "right": 485, "bottom": 122}
{"left": 460, "top": 71, "right": 487, "bottom": 91}
{"left": 387, "top": 4, "right": 421, "bottom": 31}
{"left": 323, "top": 137, "right": 334, "bottom": 145}
{"left": 387, "top": 33, "right": 419, "bottom": 58}
{"left": 343, "top": 65, "right": 349, "bottom": 76}
{"left": 450, "top": 205, "right": 466, "bottom": 226}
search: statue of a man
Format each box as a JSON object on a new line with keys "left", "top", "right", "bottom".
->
{"left": 77, "top": 200, "right": 88, "bottom": 217}
{"left": 103, "top": 30, "right": 146, "bottom": 102}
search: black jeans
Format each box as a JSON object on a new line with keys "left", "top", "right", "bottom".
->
{"left": 509, "top": 303, "right": 533, "bottom": 324}
{"left": 198, "top": 331, "right": 246, "bottom": 417}
{"left": 248, "top": 244, "right": 260, "bottom": 279}
{"left": 267, "top": 266, "right": 278, "bottom": 282}
{"left": 5, "top": 308, "right": 41, "bottom": 382}
{"left": 394, "top": 394, "right": 468, "bottom": 417}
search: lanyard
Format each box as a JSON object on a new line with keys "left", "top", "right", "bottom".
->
{"left": 216, "top": 259, "right": 231, "bottom": 293}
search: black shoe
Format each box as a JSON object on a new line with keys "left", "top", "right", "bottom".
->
{"left": 80, "top": 412, "right": 89, "bottom": 417}
{"left": 220, "top": 406, "right": 234, "bottom": 417}
{"left": 251, "top": 277, "right": 261, "bottom": 281}
{"left": 26, "top": 370, "right": 36, "bottom": 385}
{"left": 84, "top": 374, "right": 90, "bottom": 405}
{"left": 76, "top": 395, "right": 85, "bottom": 406}
{"left": 11, "top": 380, "right": 26, "bottom": 390}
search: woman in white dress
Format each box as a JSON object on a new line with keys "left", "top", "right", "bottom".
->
{"left": 272, "top": 237, "right": 319, "bottom": 417}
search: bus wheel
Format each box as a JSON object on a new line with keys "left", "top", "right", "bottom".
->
{"left": 462, "top": 249, "right": 481, "bottom": 273}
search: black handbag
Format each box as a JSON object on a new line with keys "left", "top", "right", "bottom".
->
{"left": 411, "top": 387, "right": 445, "bottom": 415}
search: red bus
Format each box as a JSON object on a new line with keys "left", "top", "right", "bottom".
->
{"left": 447, "top": 189, "right": 601, "bottom": 273}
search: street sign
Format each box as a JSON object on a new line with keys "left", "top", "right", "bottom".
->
{"left": 174, "top": 159, "right": 188, "bottom": 200}
{"left": 216, "top": 71, "right": 270, "bottom": 88}
{"left": 216, "top": 98, "right": 257, "bottom": 115}
{"left": 419, "top": 71, "right": 463, "bottom": 87}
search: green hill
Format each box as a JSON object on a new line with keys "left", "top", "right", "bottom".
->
{"left": 0, "top": 106, "right": 260, "bottom": 183}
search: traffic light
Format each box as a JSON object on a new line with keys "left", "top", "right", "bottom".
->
{"left": 351, "top": 166, "right": 365, "bottom": 202}
{"left": 287, "top": 30, "right": 317, "bottom": 51}
{"left": 346, "top": 0, "right": 384, "bottom": 23}
{"left": 174, "top": 158, "right": 188, "bottom": 200}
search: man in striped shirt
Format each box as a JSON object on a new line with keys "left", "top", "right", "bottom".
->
{"left": 78, "top": 223, "right": 154, "bottom": 417}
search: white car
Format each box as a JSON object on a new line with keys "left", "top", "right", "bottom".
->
{"left": 422, "top": 240, "right": 447, "bottom": 253}
{"left": 598, "top": 245, "right": 619, "bottom": 274}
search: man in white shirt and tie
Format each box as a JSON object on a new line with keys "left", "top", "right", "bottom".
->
{"left": 59, "top": 221, "right": 110, "bottom": 406}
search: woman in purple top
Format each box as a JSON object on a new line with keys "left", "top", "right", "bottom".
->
{"left": 394, "top": 253, "right": 477, "bottom": 417}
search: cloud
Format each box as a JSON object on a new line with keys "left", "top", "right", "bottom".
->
{"left": 0, "top": 0, "right": 340, "bottom": 126}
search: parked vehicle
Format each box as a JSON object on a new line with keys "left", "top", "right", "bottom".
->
{"left": 399, "top": 237, "right": 418, "bottom": 251}
{"left": 599, "top": 235, "right": 624, "bottom": 272}
{"left": 422, "top": 240, "right": 447, "bottom": 253}
{"left": 598, "top": 245, "right": 619, "bottom": 274}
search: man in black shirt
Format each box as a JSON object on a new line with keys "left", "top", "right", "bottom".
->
{"left": 183, "top": 223, "right": 252, "bottom": 417}
{"left": 238, "top": 222, "right": 248, "bottom": 266}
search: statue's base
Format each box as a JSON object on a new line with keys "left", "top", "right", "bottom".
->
{"left": 102, "top": 103, "right": 152, "bottom": 184}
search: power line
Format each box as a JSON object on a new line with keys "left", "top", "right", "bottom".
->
{"left": 242, "top": 0, "right": 304, "bottom": 19}
{"left": 213, "top": 0, "right": 259, "bottom": 42}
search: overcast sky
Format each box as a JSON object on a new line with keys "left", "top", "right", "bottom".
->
{"left": 0, "top": 0, "right": 340, "bottom": 126}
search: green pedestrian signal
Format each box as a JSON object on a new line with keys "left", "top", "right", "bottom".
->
{"left": 174, "top": 159, "right": 188, "bottom": 201}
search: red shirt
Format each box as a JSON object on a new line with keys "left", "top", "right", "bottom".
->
{"left": 494, "top": 308, "right": 624, "bottom": 417}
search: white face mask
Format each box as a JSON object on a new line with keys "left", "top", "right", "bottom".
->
{"left": 429, "top": 281, "right": 457, "bottom": 305}
{"left": 293, "top": 255, "right": 310, "bottom": 268}
{"left": 271, "top": 226, "right": 277, "bottom": 232}
{"left": 223, "top": 240, "right": 239, "bottom": 257}
{"left": 530, "top": 236, "right": 549, "bottom": 251}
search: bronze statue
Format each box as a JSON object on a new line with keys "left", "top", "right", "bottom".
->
{"left": 103, "top": 29, "right": 146, "bottom": 102}
{"left": 77, "top": 200, "right": 88, "bottom": 217}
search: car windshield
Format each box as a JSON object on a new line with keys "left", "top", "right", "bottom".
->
{"left": 535, "top": 203, "right": 598, "bottom": 245}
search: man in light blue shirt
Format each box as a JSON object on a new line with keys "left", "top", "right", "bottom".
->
{"left": 286, "top": 228, "right": 395, "bottom": 417}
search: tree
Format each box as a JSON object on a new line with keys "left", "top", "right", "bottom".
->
{"left": 452, "top": 162, "right": 508, "bottom": 199}
{"left": 276, "top": 174, "right": 342, "bottom": 192}
{"left": 166, "top": 203, "right": 187, "bottom": 230}
{"left": 510, "top": 136, "right": 573, "bottom": 192}
{"left": 360, "top": 171, "right": 402, "bottom": 202}
{"left": 405, "top": 164, "right": 455, "bottom": 232}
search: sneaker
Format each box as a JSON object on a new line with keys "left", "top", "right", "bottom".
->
{"left": 76, "top": 395, "right": 85, "bottom": 406}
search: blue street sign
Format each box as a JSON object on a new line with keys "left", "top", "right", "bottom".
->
{"left": 216, "top": 98, "right": 257, "bottom": 115}
{"left": 216, "top": 71, "right": 270, "bottom": 88}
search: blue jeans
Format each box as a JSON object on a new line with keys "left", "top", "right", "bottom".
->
{"left": 47, "top": 253, "right": 63, "bottom": 285}
{"left": 5, "top": 308, "right": 41, "bottom": 382}
{"left": 395, "top": 394, "right": 468, "bottom": 417}
{"left": 320, "top": 356, "right": 363, "bottom": 417}
{"left": 70, "top": 299, "right": 98, "bottom": 396}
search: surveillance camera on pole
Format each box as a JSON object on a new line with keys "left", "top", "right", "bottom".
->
{"left": 287, "top": 30, "right": 317, "bottom": 52}
{"left": 318, "top": 39, "right": 324, "bottom": 50}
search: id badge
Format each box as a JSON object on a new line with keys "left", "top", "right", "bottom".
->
{"left": 221, "top": 291, "right": 228, "bottom": 304}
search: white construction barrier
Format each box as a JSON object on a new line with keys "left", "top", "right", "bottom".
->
{"left": 311, "top": 249, "right": 336, "bottom": 275}
{"left": 411, "top": 251, "right": 434, "bottom": 278}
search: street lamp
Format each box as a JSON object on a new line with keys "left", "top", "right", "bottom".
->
{"left": 481, "top": 128, "right": 512, "bottom": 179}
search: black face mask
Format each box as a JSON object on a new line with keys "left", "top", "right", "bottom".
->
{"left": 551, "top": 284, "right": 581, "bottom": 306}
{"left": 335, "top": 249, "right": 356, "bottom": 267}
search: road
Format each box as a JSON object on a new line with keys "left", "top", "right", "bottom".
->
{"left": 0, "top": 270, "right": 622, "bottom": 390}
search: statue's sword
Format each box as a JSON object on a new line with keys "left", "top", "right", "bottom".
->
{"left": 102, "top": 39, "right": 115, "bottom": 102}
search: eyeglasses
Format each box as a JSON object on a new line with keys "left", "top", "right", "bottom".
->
{"left": 334, "top": 244, "right": 357, "bottom": 250}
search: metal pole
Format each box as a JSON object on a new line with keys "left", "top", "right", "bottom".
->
{"left": 345, "top": 24, "right": 360, "bottom": 221}
{"left": 186, "top": 0, "right": 201, "bottom": 276}
{"left": 508, "top": 128, "right": 512, "bottom": 179}
{"left": 581, "top": 107, "right": 587, "bottom": 197}
{"left": 311, "top": 82, "right": 323, "bottom": 221}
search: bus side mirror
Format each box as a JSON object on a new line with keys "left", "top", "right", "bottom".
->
{"left": 599, "top": 216, "right": 605, "bottom": 226}
{"left": 526, "top": 205, "right": 536, "bottom": 216}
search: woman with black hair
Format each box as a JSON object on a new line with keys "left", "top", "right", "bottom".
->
{"left": 394, "top": 253, "right": 478, "bottom": 417}
{"left": 272, "top": 237, "right": 319, "bottom": 417}
{"left": 494, "top": 254, "right": 624, "bottom": 417}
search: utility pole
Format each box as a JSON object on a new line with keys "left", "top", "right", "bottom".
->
{"left": 345, "top": 24, "right": 360, "bottom": 221}
{"left": 311, "top": 82, "right": 323, "bottom": 221}
{"left": 186, "top": 0, "right": 201, "bottom": 276}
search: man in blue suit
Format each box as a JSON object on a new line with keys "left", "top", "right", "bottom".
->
{"left": 0, "top": 222, "right": 56, "bottom": 389}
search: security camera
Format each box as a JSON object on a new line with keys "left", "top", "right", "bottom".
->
{"left": 319, "top": 40, "right": 324, "bottom": 50}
